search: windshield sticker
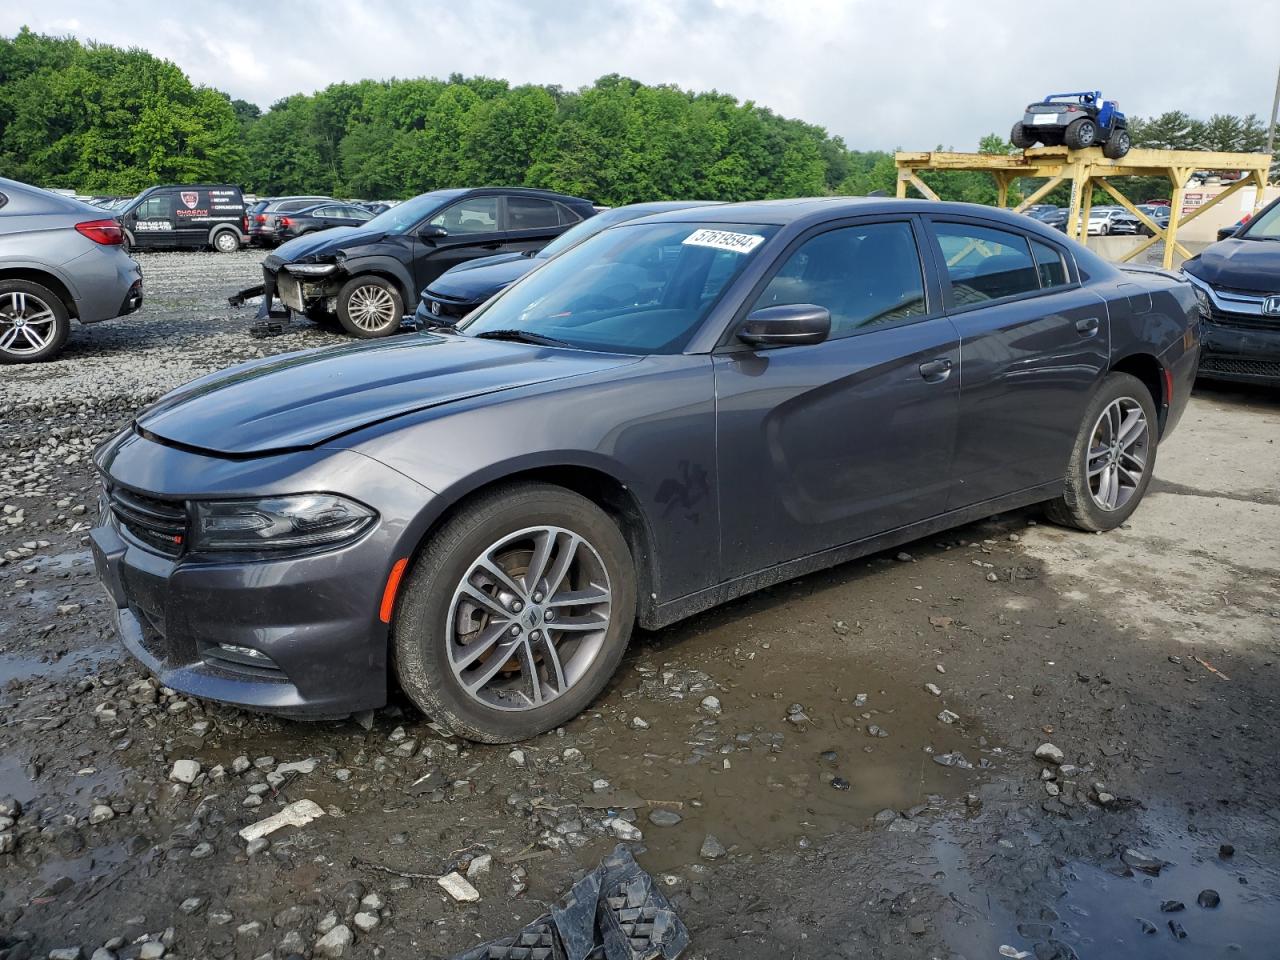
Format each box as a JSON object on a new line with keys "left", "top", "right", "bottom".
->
{"left": 682, "top": 228, "right": 765, "bottom": 254}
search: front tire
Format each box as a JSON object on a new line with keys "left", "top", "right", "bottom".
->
{"left": 1045, "top": 372, "right": 1158, "bottom": 532}
{"left": 336, "top": 275, "right": 403, "bottom": 338}
{"left": 394, "top": 483, "right": 636, "bottom": 743}
{"left": 0, "top": 280, "right": 71, "bottom": 364}
{"left": 1063, "top": 117, "right": 1098, "bottom": 150}
{"left": 1103, "top": 129, "right": 1131, "bottom": 160}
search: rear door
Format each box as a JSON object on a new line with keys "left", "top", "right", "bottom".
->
{"left": 504, "top": 195, "right": 569, "bottom": 256}
{"left": 411, "top": 194, "right": 507, "bottom": 290}
{"left": 714, "top": 216, "right": 961, "bottom": 578}
{"left": 922, "top": 217, "right": 1109, "bottom": 509}
{"left": 172, "top": 187, "right": 210, "bottom": 248}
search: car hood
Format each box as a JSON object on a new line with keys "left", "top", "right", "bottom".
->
{"left": 1183, "top": 239, "right": 1280, "bottom": 292}
{"left": 426, "top": 257, "right": 543, "bottom": 303}
{"left": 136, "top": 333, "right": 637, "bottom": 456}
{"left": 273, "top": 225, "right": 390, "bottom": 261}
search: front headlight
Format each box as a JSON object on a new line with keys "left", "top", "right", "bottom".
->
{"left": 1191, "top": 286, "right": 1212, "bottom": 318}
{"left": 190, "top": 494, "right": 376, "bottom": 552}
{"left": 285, "top": 263, "right": 338, "bottom": 278}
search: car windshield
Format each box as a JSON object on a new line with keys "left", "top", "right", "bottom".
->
{"left": 459, "top": 221, "right": 778, "bottom": 355}
{"left": 538, "top": 207, "right": 654, "bottom": 259}
{"left": 363, "top": 191, "right": 461, "bottom": 235}
{"left": 1239, "top": 201, "right": 1280, "bottom": 240}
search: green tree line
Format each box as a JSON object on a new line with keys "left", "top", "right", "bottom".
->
{"left": 1, "top": 27, "right": 1273, "bottom": 207}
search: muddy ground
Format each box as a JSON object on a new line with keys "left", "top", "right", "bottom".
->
{"left": 2, "top": 250, "right": 1278, "bottom": 960}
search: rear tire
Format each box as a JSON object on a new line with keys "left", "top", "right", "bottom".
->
{"left": 1063, "top": 117, "right": 1098, "bottom": 150}
{"left": 393, "top": 482, "right": 636, "bottom": 743}
{"left": 1045, "top": 372, "right": 1158, "bottom": 532}
{"left": 212, "top": 230, "right": 241, "bottom": 253}
{"left": 0, "top": 280, "right": 71, "bottom": 364}
{"left": 1010, "top": 122, "right": 1035, "bottom": 149}
{"left": 336, "top": 275, "right": 403, "bottom": 338}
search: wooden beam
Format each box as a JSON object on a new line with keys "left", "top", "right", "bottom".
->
{"left": 1163, "top": 167, "right": 1192, "bottom": 270}
{"left": 1095, "top": 178, "right": 1192, "bottom": 262}
{"left": 906, "top": 172, "right": 940, "bottom": 202}
{"left": 1174, "top": 175, "right": 1254, "bottom": 229}
{"left": 1065, "top": 163, "right": 1087, "bottom": 244}
{"left": 1013, "top": 174, "right": 1065, "bottom": 213}
{"left": 1079, "top": 169, "right": 1094, "bottom": 246}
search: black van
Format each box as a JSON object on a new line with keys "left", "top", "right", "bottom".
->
{"left": 117, "top": 184, "right": 248, "bottom": 253}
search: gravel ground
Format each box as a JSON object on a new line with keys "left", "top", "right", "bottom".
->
{"left": 2, "top": 251, "right": 1279, "bottom": 960}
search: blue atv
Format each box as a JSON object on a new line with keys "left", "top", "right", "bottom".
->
{"left": 1012, "top": 91, "right": 1131, "bottom": 159}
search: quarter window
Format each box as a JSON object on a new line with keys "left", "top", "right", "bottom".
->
{"left": 430, "top": 197, "right": 500, "bottom": 234}
{"left": 1031, "top": 238, "right": 1069, "bottom": 288}
{"left": 507, "top": 197, "right": 561, "bottom": 230}
{"left": 751, "top": 222, "right": 928, "bottom": 339}
{"left": 933, "top": 222, "right": 1041, "bottom": 304}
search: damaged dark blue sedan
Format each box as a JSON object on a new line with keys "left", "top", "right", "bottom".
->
{"left": 92, "top": 198, "right": 1199, "bottom": 742}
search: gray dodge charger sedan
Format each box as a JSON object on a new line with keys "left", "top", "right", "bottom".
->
{"left": 92, "top": 198, "right": 1199, "bottom": 742}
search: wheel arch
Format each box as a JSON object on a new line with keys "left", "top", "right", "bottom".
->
{"left": 394, "top": 461, "right": 660, "bottom": 628}
{"left": 336, "top": 256, "right": 416, "bottom": 306}
{"left": 1110, "top": 352, "right": 1167, "bottom": 432}
{"left": 0, "top": 267, "right": 78, "bottom": 319}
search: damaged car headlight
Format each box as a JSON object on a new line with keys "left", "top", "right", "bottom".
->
{"left": 284, "top": 263, "right": 339, "bottom": 277}
{"left": 1191, "top": 285, "right": 1212, "bottom": 319}
{"left": 190, "top": 495, "right": 376, "bottom": 552}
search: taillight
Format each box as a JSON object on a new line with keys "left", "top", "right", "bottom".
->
{"left": 75, "top": 219, "right": 124, "bottom": 245}
{"left": 280, "top": 217, "right": 293, "bottom": 227}
{"left": 242, "top": 215, "right": 249, "bottom": 232}
{"left": 1065, "top": 105, "right": 1079, "bottom": 112}
{"left": 255, "top": 214, "right": 267, "bottom": 224}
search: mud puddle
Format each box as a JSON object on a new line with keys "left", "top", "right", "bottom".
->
{"left": 565, "top": 596, "right": 996, "bottom": 872}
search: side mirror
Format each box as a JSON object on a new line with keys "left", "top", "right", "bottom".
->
{"left": 738, "top": 304, "right": 831, "bottom": 348}
{"left": 420, "top": 225, "right": 448, "bottom": 240}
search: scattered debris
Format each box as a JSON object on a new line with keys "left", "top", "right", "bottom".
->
{"left": 1034, "top": 743, "right": 1065, "bottom": 765}
{"left": 238, "top": 798, "right": 325, "bottom": 843}
{"left": 438, "top": 872, "right": 481, "bottom": 904}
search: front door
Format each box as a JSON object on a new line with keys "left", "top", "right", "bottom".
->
{"left": 714, "top": 218, "right": 961, "bottom": 580}
{"left": 130, "top": 194, "right": 174, "bottom": 249}
{"left": 922, "top": 217, "right": 1109, "bottom": 508}
{"left": 412, "top": 195, "right": 508, "bottom": 291}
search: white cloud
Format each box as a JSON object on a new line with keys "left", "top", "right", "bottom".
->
{"left": 3, "top": 0, "right": 1277, "bottom": 151}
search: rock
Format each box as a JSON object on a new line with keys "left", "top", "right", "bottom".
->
{"left": 0, "top": 797, "right": 20, "bottom": 817}
{"left": 179, "top": 896, "right": 206, "bottom": 915}
{"left": 138, "top": 941, "right": 165, "bottom": 959}
{"left": 873, "top": 809, "right": 898, "bottom": 825}
{"left": 508, "top": 749, "right": 526, "bottom": 767}
{"left": 353, "top": 911, "right": 379, "bottom": 933}
{"left": 466, "top": 853, "right": 492, "bottom": 880}
{"left": 169, "top": 759, "right": 201, "bottom": 784}
{"left": 1034, "top": 743, "right": 1065, "bottom": 765}
{"left": 630, "top": 716, "right": 650, "bottom": 730}
{"left": 699, "top": 834, "right": 727, "bottom": 860}
{"left": 190, "top": 841, "right": 214, "bottom": 860}
{"left": 1160, "top": 900, "right": 1185, "bottom": 913}
{"left": 274, "top": 758, "right": 317, "bottom": 777}
{"left": 314, "top": 925, "right": 354, "bottom": 958}
{"left": 89, "top": 804, "right": 115, "bottom": 824}
{"left": 48, "top": 950, "right": 83, "bottom": 960}
{"left": 1044, "top": 782, "right": 1060, "bottom": 797}
{"left": 360, "top": 892, "right": 385, "bottom": 911}
{"left": 1219, "top": 844, "right": 1235, "bottom": 858}
{"left": 1197, "top": 889, "right": 1220, "bottom": 909}
{"left": 937, "top": 709, "right": 959, "bottom": 724}
{"left": 1168, "top": 920, "right": 1187, "bottom": 940}
{"left": 906, "top": 916, "right": 927, "bottom": 935}
{"left": 605, "top": 817, "right": 643, "bottom": 841}
{"left": 831, "top": 776, "right": 850, "bottom": 791}
{"left": 866, "top": 724, "right": 889, "bottom": 738}
{"left": 438, "top": 872, "right": 480, "bottom": 903}
{"left": 591, "top": 778, "right": 610, "bottom": 792}
{"left": 1121, "top": 848, "right": 1167, "bottom": 876}
{"left": 648, "top": 809, "right": 683, "bottom": 827}
{"left": 1137, "top": 918, "right": 1158, "bottom": 935}
{"left": 700, "top": 695, "right": 721, "bottom": 715}
{"left": 278, "top": 931, "right": 307, "bottom": 955}
{"left": 231, "top": 756, "right": 251, "bottom": 775}
{"left": 986, "top": 572, "right": 999, "bottom": 582}
{"left": 895, "top": 552, "right": 913, "bottom": 562}
{"left": 924, "top": 683, "right": 941, "bottom": 696}
{"left": 246, "top": 837, "right": 269, "bottom": 856}
{"left": 90, "top": 949, "right": 116, "bottom": 960}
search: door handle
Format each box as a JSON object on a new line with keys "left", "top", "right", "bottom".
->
{"left": 918, "top": 358, "right": 953, "bottom": 382}
{"left": 1076, "top": 317, "right": 1100, "bottom": 336}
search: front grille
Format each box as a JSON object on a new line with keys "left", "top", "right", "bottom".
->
{"left": 109, "top": 486, "right": 188, "bottom": 557}
{"left": 1200, "top": 356, "right": 1280, "bottom": 379}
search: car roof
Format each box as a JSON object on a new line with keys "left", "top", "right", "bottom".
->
{"left": 635, "top": 197, "right": 1075, "bottom": 233}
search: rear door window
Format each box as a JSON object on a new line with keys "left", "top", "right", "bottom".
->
{"left": 506, "top": 196, "right": 561, "bottom": 231}
{"left": 1031, "top": 238, "right": 1069, "bottom": 288}
{"left": 931, "top": 222, "right": 1041, "bottom": 305}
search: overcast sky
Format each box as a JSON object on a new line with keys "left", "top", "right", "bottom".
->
{"left": 4, "top": 0, "right": 1278, "bottom": 151}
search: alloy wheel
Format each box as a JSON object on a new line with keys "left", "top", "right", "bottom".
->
{"left": 446, "top": 525, "right": 612, "bottom": 711}
{"left": 1087, "top": 397, "right": 1149, "bottom": 511}
{"left": 0, "top": 291, "right": 58, "bottom": 357}
{"left": 346, "top": 284, "right": 398, "bottom": 331}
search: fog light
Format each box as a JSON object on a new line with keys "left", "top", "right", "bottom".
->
{"left": 218, "top": 643, "right": 269, "bottom": 660}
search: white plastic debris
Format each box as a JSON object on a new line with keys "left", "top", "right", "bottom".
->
{"left": 238, "top": 798, "right": 325, "bottom": 843}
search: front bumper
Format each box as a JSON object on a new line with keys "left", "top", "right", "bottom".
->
{"left": 90, "top": 431, "right": 436, "bottom": 716}
{"left": 1199, "top": 321, "right": 1280, "bottom": 385}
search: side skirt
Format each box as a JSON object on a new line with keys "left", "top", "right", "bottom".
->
{"left": 642, "top": 480, "right": 1062, "bottom": 630}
